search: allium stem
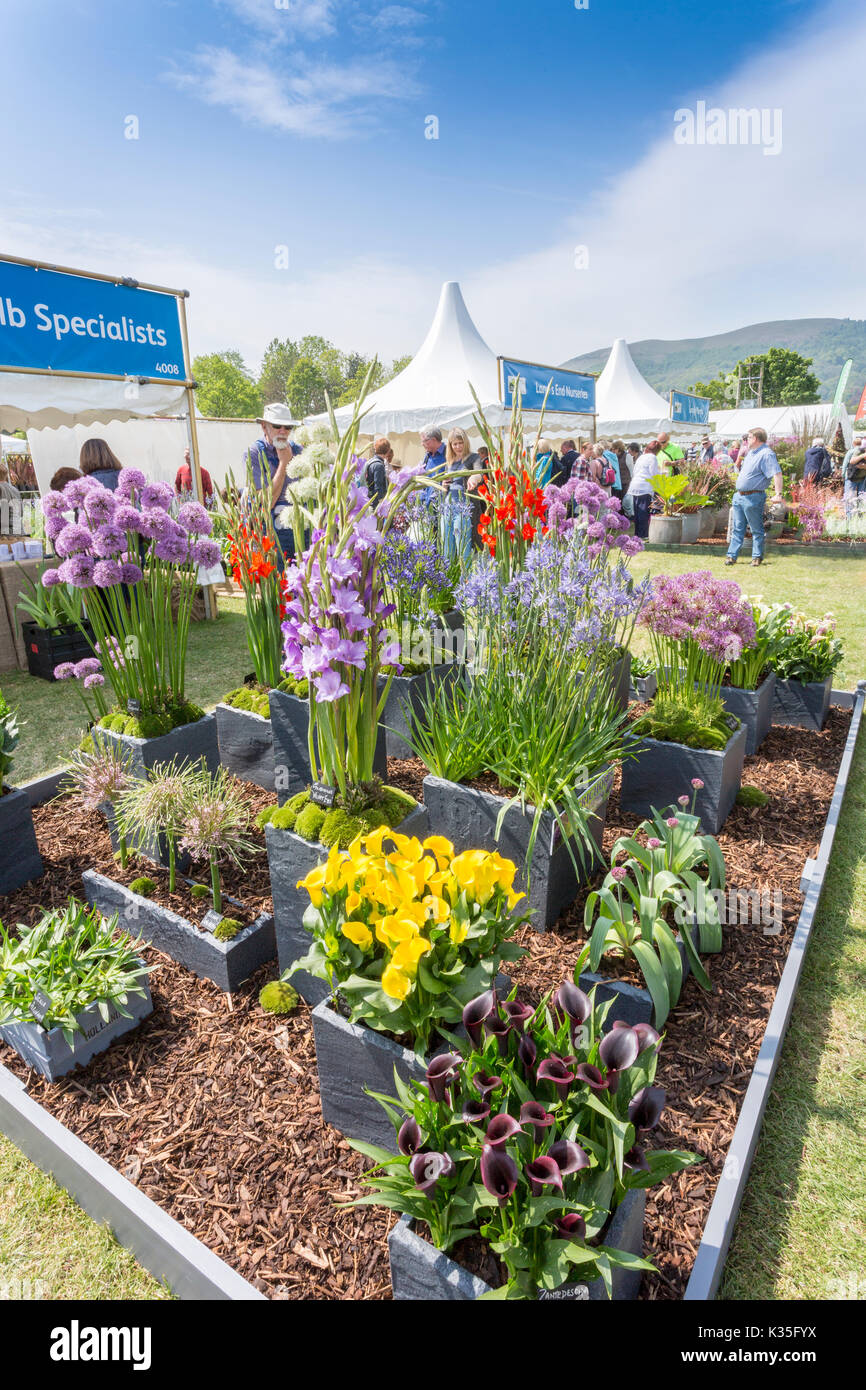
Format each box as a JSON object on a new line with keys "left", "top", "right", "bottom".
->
{"left": 210, "top": 849, "right": 222, "bottom": 914}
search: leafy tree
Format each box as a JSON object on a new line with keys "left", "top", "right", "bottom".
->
{"left": 389, "top": 354, "right": 412, "bottom": 378}
{"left": 338, "top": 355, "right": 385, "bottom": 405}
{"left": 193, "top": 351, "right": 262, "bottom": 418}
{"left": 286, "top": 356, "right": 328, "bottom": 417}
{"left": 688, "top": 376, "right": 732, "bottom": 409}
{"left": 759, "top": 347, "right": 821, "bottom": 406}
{"left": 258, "top": 337, "right": 299, "bottom": 405}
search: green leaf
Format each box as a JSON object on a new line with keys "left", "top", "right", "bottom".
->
{"left": 631, "top": 940, "right": 671, "bottom": 1029}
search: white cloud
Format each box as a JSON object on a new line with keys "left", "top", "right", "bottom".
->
{"left": 371, "top": 5, "right": 428, "bottom": 30}
{"left": 217, "top": 0, "right": 337, "bottom": 40}
{"left": 169, "top": 46, "right": 413, "bottom": 139}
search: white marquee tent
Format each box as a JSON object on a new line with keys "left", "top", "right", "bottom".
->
{"left": 307, "top": 281, "right": 596, "bottom": 455}
{"left": 595, "top": 338, "right": 691, "bottom": 440}
{"left": 1, "top": 433, "right": 30, "bottom": 457}
{"left": 708, "top": 403, "right": 853, "bottom": 448}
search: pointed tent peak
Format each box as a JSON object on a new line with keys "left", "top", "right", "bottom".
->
{"left": 409, "top": 280, "right": 497, "bottom": 374}
{"left": 596, "top": 335, "right": 685, "bottom": 435}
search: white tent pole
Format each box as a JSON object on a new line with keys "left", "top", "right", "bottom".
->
{"left": 177, "top": 293, "right": 215, "bottom": 621}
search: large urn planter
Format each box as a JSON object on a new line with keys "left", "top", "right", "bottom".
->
{"left": 647, "top": 515, "right": 682, "bottom": 544}
{"left": 215, "top": 703, "right": 275, "bottom": 791}
{"left": 422, "top": 771, "right": 612, "bottom": 930}
{"left": 0, "top": 974, "right": 152, "bottom": 1081}
{"left": 94, "top": 713, "right": 220, "bottom": 778}
{"left": 81, "top": 871, "right": 276, "bottom": 994}
{"left": 268, "top": 688, "right": 387, "bottom": 805}
{"left": 0, "top": 785, "right": 44, "bottom": 894}
{"left": 697, "top": 508, "right": 715, "bottom": 539}
{"left": 21, "top": 620, "right": 94, "bottom": 683}
{"left": 679, "top": 513, "right": 700, "bottom": 544}
{"left": 388, "top": 1188, "right": 647, "bottom": 1302}
{"left": 772, "top": 675, "right": 833, "bottom": 732}
{"left": 619, "top": 723, "right": 746, "bottom": 835}
{"left": 267, "top": 803, "right": 430, "bottom": 1003}
{"left": 378, "top": 662, "right": 460, "bottom": 759}
{"left": 719, "top": 673, "right": 776, "bottom": 755}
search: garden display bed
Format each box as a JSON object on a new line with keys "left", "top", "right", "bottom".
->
{"left": 0, "top": 706, "right": 858, "bottom": 1300}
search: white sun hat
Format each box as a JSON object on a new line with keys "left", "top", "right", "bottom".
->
{"left": 259, "top": 402, "right": 300, "bottom": 427}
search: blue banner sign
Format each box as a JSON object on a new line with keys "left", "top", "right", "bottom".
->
{"left": 501, "top": 358, "right": 596, "bottom": 415}
{"left": 0, "top": 259, "right": 186, "bottom": 380}
{"left": 670, "top": 389, "right": 710, "bottom": 426}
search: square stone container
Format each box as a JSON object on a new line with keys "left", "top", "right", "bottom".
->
{"left": 619, "top": 724, "right": 746, "bottom": 835}
{"left": 0, "top": 785, "right": 44, "bottom": 895}
{"left": 771, "top": 675, "right": 833, "bottom": 732}
{"left": 215, "top": 703, "right": 275, "bottom": 791}
{"left": 0, "top": 973, "right": 152, "bottom": 1081}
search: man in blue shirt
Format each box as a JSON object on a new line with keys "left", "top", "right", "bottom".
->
{"left": 419, "top": 426, "right": 447, "bottom": 504}
{"left": 725, "top": 427, "right": 783, "bottom": 567}
{"left": 243, "top": 403, "right": 303, "bottom": 562}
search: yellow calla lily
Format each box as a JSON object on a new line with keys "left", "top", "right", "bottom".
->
{"left": 449, "top": 917, "right": 470, "bottom": 946}
{"left": 341, "top": 920, "right": 373, "bottom": 951}
{"left": 345, "top": 890, "right": 363, "bottom": 915}
{"left": 297, "top": 863, "right": 328, "bottom": 907}
{"left": 385, "top": 833, "right": 423, "bottom": 863}
{"left": 423, "top": 835, "right": 455, "bottom": 870}
{"left": 422, "top": 893, "right": 451, "bottom": 925}
{"left": 375, "top": 915, "right": 420, "bottom": 948}
{"left": 381, "top": 963, "right": 412, "bottom": 1001}
{"left": 361, "top": 826, "right": 393, "bottom": 857}
{"left": 391, "top": 935, "right": 433, "bottom": 976}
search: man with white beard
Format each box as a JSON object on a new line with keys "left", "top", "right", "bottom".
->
{"left": 243, "top": 403, "right": 303, "bottom": 561}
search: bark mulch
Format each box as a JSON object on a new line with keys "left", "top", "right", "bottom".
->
{"left": 0, "top": 709, "right": 850, "bottom": 1301}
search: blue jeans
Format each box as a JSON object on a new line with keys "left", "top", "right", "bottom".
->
{"left": 728, "top": 491, "right": 766, "bottom": 559}
{"left": 440, "top": 489, "right": 471, "bottom": 564}
{"left": 844, "top": 479, "right": 866, "bottom": 514}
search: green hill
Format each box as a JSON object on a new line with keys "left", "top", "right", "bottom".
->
{"left": 562, "top": 318, "right": 866, "bottom": 408}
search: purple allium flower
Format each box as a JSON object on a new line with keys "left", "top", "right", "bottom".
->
{"left": 647, "top": 837, "right": 662, "bottom": 850}
{"left": 120, "top": 563, "right": 143, "bottom": 585}
{"left": 41, "top": 489, "right": 67, "bottom": 515}
{"left": 177, "top": 501, "right": 213, "bottom": 536}
{"left": 41, "top": 568, "right": 62, "bottom": 588}
{"left": 140, "top": 481, "right": 174, "bottom": 511}
{"left": 54, "top": 523, "right": 93, "bottom": 558}
{"left": 83, "top": 673, "right": 106, "bottom": 690}
{"left": 154, "top": 528, "right": 191, "bottom": 563}
{"left": 115, "top": 468, "right": 147, "bottom": 500}
{"left": 114, "top": 504, "right": 144, "bottom": 533}
{"left": 136, "top": 507, "right": 174, "bottom": 542}
{"left": 81, "top": 489, "right": 118, "bottom": 526}
{"left": 192, "top": 539, "right": 221, "bottom": 568}
{"left": 92, "top": 523, "right": 126, "bottom": 558}
{"left": 611, "top": 865, "right": 627, "bottom": 882}
{"left": 44, "top": 513, "right": 68, "bottom": 542}
{"left": 59, "top": 554, "right": 96, "bottom": 588}
{"left": 93, "top": 559, "right": 123, "bottom": 588}
{"left": 665, "top": 816, "right": 679, "bottom": 828}
{"left": 678, "top": 795, "right": 689, "bottom": 807}
{"left": 73, "top": 658, "right": 102, "bottom": 679}
{"left": 62, "top": 477, "right": 99, "bottom": 508}
{"left": 692, "top": 778, "right": 704, "bottom": 790}
{"left": 53, "top": 662, "right": 76, "bottom": 680}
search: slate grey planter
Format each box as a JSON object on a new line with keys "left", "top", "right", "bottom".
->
{"left": 268, "top": 803, "right": 430, "bottom": 1004}
{"left": 0, "top": 785, "right": 44, "bottom": 895}
{"left": 579, "top": 936, "right": 691, "bottom": 1030}
{"left": 93, "top": 713, "right": 220, "bottom": 778}
{"left": 629, "top": 672, "right": 658, "bottom": 703}
{"left": 378, "top": 662, "right": 460, "bottom": 759}
{"left": 698, "top": 508, "right": 715, "bottom": 538}
{"left": 714, "top": 506, "right": 731, "bottom": 535}
{"left": 81, "top": 871, "right": 275, "bottom": 994}
{"left": 215, "top": 703, "right": 275, "bottom": 791}
{"left": 648, "top": 515, "right": 682, "bottom": 544}
{"left": 619, "top": 723, "right": 746, "bottom": 835}
{"left": 422, "top": 772, "right": 612, "bottom": 930}
{"left": 719, "top": 673, "right": 776, "bottom": 755}
{"left": 388, "top": 1188, "right": 646, "bottom": 1301}
{"left": 0, "top": 974, "right": 152, "bottom": 1081}
{"left": 268, "top": 688, "right": 387, "bottom": 806}
{"left": 578, "top": 651, "right": 631, "bottom": 716}
{"left": 772, "top": 674, "right": 833, "bottom": 732}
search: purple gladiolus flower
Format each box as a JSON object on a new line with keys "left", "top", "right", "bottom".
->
{"left": 408, "top": 1150, "right": 455, "bottom": 1194}
{"left": 397, "top": 1118, "right": 423, "bottom": 1156}
{"left": 425, "top": 1052, "right": 461, "bottom": 1104}
{"left": 485, "top": 1113, "right": 524, "bottom": 1147}
{"left": 332, "top": 638, "right": 367, "bottom": 669}
{"left": 462, "top": 991, "right": 496, "bottom": 1047}
{"left": 554, "top": 1213, "right": 587, "bottom": 1241}
{"left": 462, "top": 1099, "right": 491, "bottom": 1125}
{"left": 537, "top": 1056, "right": 576, "bottom": 1101}
{"left": 519, "top": 1101, "right": 554, "bottom": 1143}
{"left": 526, "top": 1156, "right": 563, "bottom": 1196}
{"left": 471, "top": 1071, "right": 502, "bottom": 1102}
{"left": 548, "top": 1140, "right": 590, "bottom": 1176}
{"left": 502, "top": 1000, "right": 534, "bottom": 1033}
{"left": 480, "top": 1145, "right": 520, "bottom": 1207}
{"left": 575, "top": 1063, "right": 608, "bottom": 1092}
{"left": 314, "top": 668, "right": 350, "bottom": 702}
{"left": 628, "top": 1086, "right": 666, "bottom": 1132}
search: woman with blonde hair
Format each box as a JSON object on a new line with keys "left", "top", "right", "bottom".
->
{"left": 443, "top": 427, "right": 480, "bottom": 562}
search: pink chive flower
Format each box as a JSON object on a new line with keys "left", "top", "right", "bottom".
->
{"left": 647, "top": 837, "right": 662, "bottom": 850}
{"left": 666, "top": 817, "right": 679, "bottom": 828}
{"left": 691, "top": 778, "right": 704, "bottom": 790}
{"left": 678, "top": 796, "right": 689, "bottom": 807}
{"left": 611, "top": 865, "right": 627, "bottom": 882}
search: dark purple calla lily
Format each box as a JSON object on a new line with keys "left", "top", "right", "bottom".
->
{"left": 463, "top": 991, "right": 496, "bottom": 1048}
{"left": 555, "top": 981, "right": 591, "bottom": 1026}
{"left": 480, "top": 1144, "right": 520, "bottom": 1206}
{"left": 548, "top": 1139, "right": 590, "bottom": 1176}
{"left": 624, "top": 1143, "right": 649, "bottom": 1173}
{"left": 555, "top": 1212, "right": 587, "bottom": 1241}
{"left": 526, "top": 1155, "right": 563, "bottom": 1197}
{"left": 613, "top": 1019, "right": 661, "bottom": 1053}
{"left": 425, "top": 1051, "right": 462, "bottom": 1104}
{"left": 462, "top": 1098, "right": 491, "bottom": 1125}
{"left": 519, "top": 1101, "right": 555, "bottom": 1144}
{"left": 485, "top": 1112, "right": 525, "bottom": 1146}
{"left": 484, "top": 1014, "right": 512, "bottom": 1056}
{"left": 628, "top": 1085, "right": 666, "bottom": 1131}
{"left": 502, "top": 1000, "right": 534, "bottom": 1033}
{"left": 575, "top": 1063, "right": 608, "bottom": 1092}
{"left": 397, "top": 1118, "right": 423, "bottom": 1156}
{"left": 409, "top": 1150, "right": 456, "bottom": 1193}
{"left": 518, "top": 1033, "right": 537, "bottom": 1078}
{"left": 537, "top": 1055, "right": 576, "bottom": 1101}
{"left": 599, "top": 1027, "right": 640, "bottom": 1073}
{"left": 472, "top": 1070, "right": 503, "bottom": 1102}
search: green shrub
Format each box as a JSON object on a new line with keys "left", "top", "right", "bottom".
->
{"left": 129, "top": 877, "right": 156, "bottom": 897}
{"left": 737, "top": 785, "right": 771, "bottom": 808}
{"left": 214, "top": 917, "right": 242, "bottom": 941}
{"left": 259, "top": 979, "right": 299, "bottom": 1015}
{"left": 295, "top": 803, "right": 327, "bottom": 842}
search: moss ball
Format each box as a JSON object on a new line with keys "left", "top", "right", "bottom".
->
{"left": 380, "top": 786, "right": 417, "bottom": 827}
{"left": 259, "top": 979, "right": 299, "bottom": 1016}
{"left": 129, "top": 877, "right": 156, "bottom": 897}
{"left": 255, "top": 804, "right": 278, "bottom": 829}
{"left": 79, "top": 733, "right": 95, "bottom": 754}
{"left": 736, "top": 785, "right": 771, "bottom": 808}
{"left": 190, "top": 884, "right": 211, "bottom": 899}
{"left": 214, "top": 917, "right": 242, "bottom": 941}
{"left": 319, "top": 808, "right": 350, "bottom": 848}
{"left": 295, "top": 803, "right": 327, "bottom": 843}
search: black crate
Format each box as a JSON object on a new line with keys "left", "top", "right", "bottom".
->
{"left": 21, "top": 621, "right": 95, "bottom": 682}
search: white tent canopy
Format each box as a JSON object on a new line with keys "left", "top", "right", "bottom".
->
{"left": 0, "top": 372, "right": 187, "bottom": 433}
{"left": 595, "top": 337, "right": 690, "bottom": 439}
{"left": 708, "top": 403, "right": 852, "bottom": 448}
{"left": 308, "top": 281, "right": 595, "bottom": 446}
{"left": 1, "top": 432, "right": 30, "bottom": 457}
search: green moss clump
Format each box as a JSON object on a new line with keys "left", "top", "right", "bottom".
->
{"left": 276, "top": 676, "right": 309, "bottom": 700}
{"left": 190, "top": 884, "right": 211, "bottom": 899}
{"left": 226, "top": 686, "right": 255, "bottom": 712}
{"left": 320, "top": 808, "right": 351, "bottom": 848}
{"left": 99, "top": 713, "right": 127, "bottom": 732}
{"left": 255, "top": 804, "right": 278, "bottom": 829}
{"left": 737, "top": 785, "right": 771, "bottom": 808}
{"left": 79, "top": 733, "right": 95, "bottom": 754}
{"left": 129, "top": 877, "right": 156, "bottom": 897}
{"left": 214, "top": 917, "right": 242, "bottom": 941}
{"left": 634, "top": 695, "right": 738, "bottom": 752}
{"left": 295, "top": 803, "right": 327, "bottom": 842}
{"left": 380, "top": 786, "right": 417, "bottom": 827}
{"left": 259, "top": 979, "right": 299, "bottom": 1015}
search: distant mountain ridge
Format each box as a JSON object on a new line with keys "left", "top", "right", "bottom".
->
{"left": 561, "top": 318, "right": 866, "bottom": 408}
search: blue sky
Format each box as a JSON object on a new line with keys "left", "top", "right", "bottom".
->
{"left": 1, "top": 0, "right": 864, "bottom": 369}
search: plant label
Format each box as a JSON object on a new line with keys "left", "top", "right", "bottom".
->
{"left": 310, "top": 782, "right": 337, "bottom": 810}
{"left": 30, "top": 990, "right": 53, "bottom": 1025}
{"left": 201, "top": 909, "right": 224, "bottom": 935}
{"left": 538, "top": 1283, "right": 590, "bottom": 1301}
{"left": 126, "top": 698, "right": 142, "bottom": 716}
